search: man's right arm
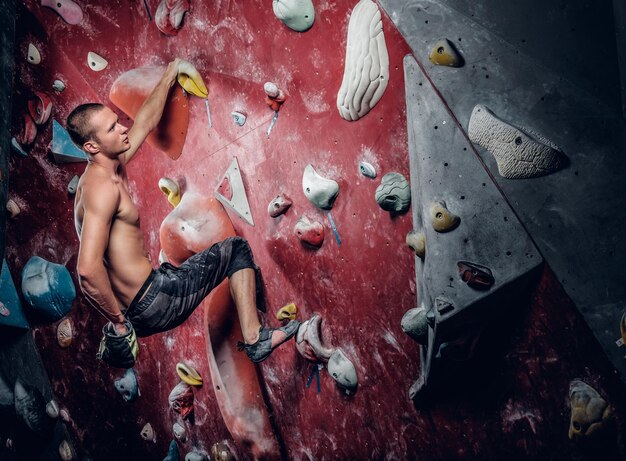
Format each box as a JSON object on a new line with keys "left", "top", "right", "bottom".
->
{"left": 76, "top": 181, "right": 128, "bottom": 334}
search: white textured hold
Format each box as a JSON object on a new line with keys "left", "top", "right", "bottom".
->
{"left": 337, "top": 0, "right": 389, "bottom": 121}
{"left": 52, "top": 79, "right": 66, "bottom": 92}
{"left": 468, "top": 104, "right": 566, "bottom": 179}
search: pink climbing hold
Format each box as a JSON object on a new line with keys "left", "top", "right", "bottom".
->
{"left": 41, "top": 0, "right": 84, "bottom": 25}
{"left": 294, "top": 216, "right": 324, "bottom": 248}
{"left": 155, "top": 0, "right": 190, "bottom": 36}
{"left": 17, "top": 113, "right": 37, "bottom": 146}
{"left": 268, "top": 193, "right": 292, "bottom": 218}
{"left": 27, "top": 92, "right": 53, "bottom": 126}
{"left": 168, "top": 382, "right": 194, "bottom": 420}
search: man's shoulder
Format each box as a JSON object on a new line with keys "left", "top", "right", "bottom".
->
{"left": 80, "top": 170, "right": 121, "bottom": 205}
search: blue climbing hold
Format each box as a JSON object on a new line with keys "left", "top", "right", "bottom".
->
{"left": 21, "top": 256, "right": 76, "bottom": 322}
{"left": 0, "top": 259, "right": 29, "bottom": 329}
{"left": 164, "top": 440, "right": 181, "bottom": 461}
{"left": 51, "top": 119, "right": 88, "bottom": 163}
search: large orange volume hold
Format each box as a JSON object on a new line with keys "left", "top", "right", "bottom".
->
{"left": 160, "top": 192, "right": 281, "bottom": 459}
{"left": 109, "top": 66, "right": 189, "bottom": 160}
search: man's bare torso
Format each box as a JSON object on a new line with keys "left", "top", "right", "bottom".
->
{"left": 74, "top": 164, "right": 153, "bottom": 307}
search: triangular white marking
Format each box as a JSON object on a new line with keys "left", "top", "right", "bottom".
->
{"left": 214, "top": 157, "right": 254, "bottom": 226}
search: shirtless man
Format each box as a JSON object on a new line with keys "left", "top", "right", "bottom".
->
{"left": 70, "top": 59, "right": 299, "bottom": 366}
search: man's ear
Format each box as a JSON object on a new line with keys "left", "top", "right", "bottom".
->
{"left": 83, "top": 140, "right": 99, "bottom": 155}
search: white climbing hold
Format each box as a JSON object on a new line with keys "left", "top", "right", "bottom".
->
{"left": 302, "top": 164, "right": 339, "bottom": 210}
{"left": 337, "top": 0, "right": 389, "bottom": 121}
{"left": 27, "top": 43, "right": 41, "bottom": 65}
{"left": 87, "top": 52, "right": 108, "bottom": 72}
{"left": 327, "top": 349, "right": 358, "bottom": 392}
{"left": 52, "top": 79, "right": 66, "bottom": 92}
{"left": 272, "top": 0, "right": 315, "bottom": 32}
{"left": 231, "top": 111, "right": 246, "bottom": 126}
{"left": 359, "top": 161, "right": 376, "bottom": 178}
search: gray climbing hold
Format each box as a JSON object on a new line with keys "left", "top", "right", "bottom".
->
{"left": 173, "top": 422, "right": 186, "bottom": 442}
{"left": 272, "top": 0, "right": 315, "bottom": 32}
{"left": 327, "top": 349, "right": 358, "bottom": 392}
{"left": 185, "top": 451, "right": 208, "bottom": 461}
{"left": 14, "top": 381, "right": 52, "bottom": 434}
{"left": 401, "top": 306, "right": 429, "bottom": 344}
{"left": 359, "top": 161, "right": 376, "bottom": 178}
{"left": 46, "top": 399, "right": 59, "bottom": 418}
{"left": 68, "top": 175, "right": 79, "bottom": 195}
{"left": 468, "top": 104, "right": 567, "bottom": 179}
{"left": 114, "top": 368, "right": 140, "bottom": 402}
{"left": 302, "top": 164, "right": 339, "bottom": 210}
{"left": 375, "top": 172, "right": 411, "bottom": 213}
{"left": 141, "top": 422, "right": 156, "bottom": 442}
{"left": 0, "top": 374, "right": 13, "bottom": 410}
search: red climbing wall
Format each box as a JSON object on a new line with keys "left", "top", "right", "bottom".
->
{"left": 5, "top": 0, "right": 626, "bottom": 460}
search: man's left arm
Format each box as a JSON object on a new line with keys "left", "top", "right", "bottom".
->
{"left": 120, "top": 58, "right": 180, "bottom": 165}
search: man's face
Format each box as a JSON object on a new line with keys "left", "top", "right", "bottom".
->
{"left": 87, "top": 107, "right": 130, "bottom": 157}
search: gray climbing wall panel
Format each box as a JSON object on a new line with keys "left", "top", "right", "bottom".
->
{"left": 403, "top": 54, "right": 542, "bottom": 399}
{"left": 379, "top": 0, "right": 626, "bottom": 385}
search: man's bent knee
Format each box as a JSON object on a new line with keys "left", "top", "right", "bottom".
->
{"left": 223, "top": 236, "right": 256, "bottom": 278}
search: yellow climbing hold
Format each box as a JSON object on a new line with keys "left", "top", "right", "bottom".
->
{"left": 429, "top": 39, "right": 463, "bottom": 67}
{"left": 177, "top": 60, "right": 208, "bottom": 98}
{"left": 176, "top": 362, "right": 203, "bottom": 386}
{"left": 276, "top": 302, "right": 297, "bottom": 321}
{"left": 158, "top": 177, "right": 181, "bottom": 207}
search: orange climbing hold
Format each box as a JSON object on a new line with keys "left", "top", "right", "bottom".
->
{"left": 109, "top": 66, "right": 189, "bottom": 160}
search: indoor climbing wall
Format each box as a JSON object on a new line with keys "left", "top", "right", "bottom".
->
{"left": 1, "top": 0, "right": 626, "bottom": 460}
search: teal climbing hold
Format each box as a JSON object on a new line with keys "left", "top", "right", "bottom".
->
{"left": 51, "top": 119, "right": 88, "bottom": 163}
{"left": 0, "top": 259, "right": 29, "bottom": 329}
{"left": 164, "top": 440, "right": 181, "bottom": 461}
